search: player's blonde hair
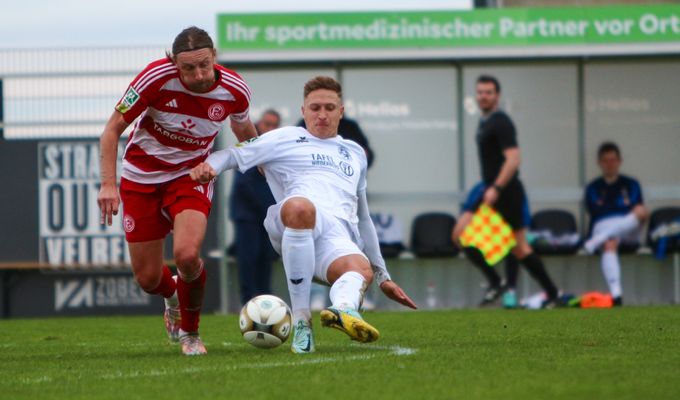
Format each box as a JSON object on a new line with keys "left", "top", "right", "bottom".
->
{"left": 303, "top": 76, "right": 342, "bottom": 99}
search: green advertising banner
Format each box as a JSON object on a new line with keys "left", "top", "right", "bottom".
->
{"left": 217, "top": 5, "right": 680, "bottom": 51}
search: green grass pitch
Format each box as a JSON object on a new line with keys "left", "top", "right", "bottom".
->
{"left": 2, "top": 307, "right": 679, "bottom": 400}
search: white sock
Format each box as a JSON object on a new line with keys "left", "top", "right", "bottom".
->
{"left": 282, "top": 228, "right": 315, "bottom": 323}
{"left": 329, "top": 271, "right": 367, "bottom": 311}
{"left": 586, "top": 213, "right": 640, "bottom": 253}
{"left": 601, "top": 251, "right": 622, "bottom": 299}
{"left": 164, "top": 275, "right": 179, "bottom": 309}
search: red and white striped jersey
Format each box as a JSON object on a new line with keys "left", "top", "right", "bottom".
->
{"left": 114, "top": 57, "right": 251, "bottom": 184}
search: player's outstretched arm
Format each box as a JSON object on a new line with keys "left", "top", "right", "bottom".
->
{"left": 192, "top": 147, "right": 240, "bottom": 183}
{"left": 380, "top": 280, "right": 418, "bottom": 309}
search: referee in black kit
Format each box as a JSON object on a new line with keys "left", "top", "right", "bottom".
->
{"left": 462, "top": 75, "right": 563, "bottom": 308}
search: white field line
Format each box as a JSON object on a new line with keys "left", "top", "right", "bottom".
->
{"left": 349, "top": 343, "right": 418, "bottom": 356}
{"left": 19, "top": 376, "right": 53, "bottom": 385}
{"left": 14, "top": 342, "right": 417, "bottom": 384}
{"left": 101, "top": 354, "right": 377, "bottom": 380}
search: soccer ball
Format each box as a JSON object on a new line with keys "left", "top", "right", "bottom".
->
{"left": 239, "top": 294, "right": 292, "bottom": 349}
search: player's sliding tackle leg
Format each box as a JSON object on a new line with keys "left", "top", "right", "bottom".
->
{"left": 320, "top": 256, "right": 380, "bottom": 343}
{"left": 282, "top": 227, "right": 316, "bottom": 354}
{"left": 280, "top": 198, "right": 317, "bottom": 354}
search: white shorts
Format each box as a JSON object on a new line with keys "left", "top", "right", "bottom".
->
{"left": 590, "top": 215, "right": 641, "bottom": 245}
{"left": 263, "top": 200, "right": 366, "bottom": 284}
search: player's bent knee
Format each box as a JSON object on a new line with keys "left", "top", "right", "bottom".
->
{"left": 281, "top": 197, "right": 316, "bottom": 229}
{"left": 352, "top": 263, "right": 374, "bottom": 283}
{"left": 133, "top": 269, "right": 162, "bottom": 293}
{"left": 173, "top": 247, "right": 200, "bottom": 270}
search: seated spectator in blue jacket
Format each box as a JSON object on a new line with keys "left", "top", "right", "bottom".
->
{"left": 584, "top": 141, "right": 648, "bottom": 306}
{"left": 230, "top": 109, "right": 280, "bottom": 305}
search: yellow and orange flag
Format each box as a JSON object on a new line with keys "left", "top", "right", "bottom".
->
{"left": 459, "top": 204, "right": 516, "bottom": 266}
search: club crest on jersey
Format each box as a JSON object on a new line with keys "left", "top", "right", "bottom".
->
{"left": 208, "top": 103, "right": 226, "bottom": 121}
{"left": 235, "top": 136, "right": 259, "bottom": 147}
{"left": 115, "top": 87, "right": 140, "bottom": 114}
{"left": 338, "top": 145, "right": 351, "bottom": 160}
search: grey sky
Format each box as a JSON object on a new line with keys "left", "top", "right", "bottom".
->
{"left": 0, "top": 0, "right": 471, "bottom": 48}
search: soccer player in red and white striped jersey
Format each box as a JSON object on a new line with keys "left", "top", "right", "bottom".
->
{"left": 97, "top": 26, "right": 257, "bottom": 356}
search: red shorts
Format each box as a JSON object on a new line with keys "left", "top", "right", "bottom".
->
{"left": 120, "top": 175, "right": 214, "bottom": 242}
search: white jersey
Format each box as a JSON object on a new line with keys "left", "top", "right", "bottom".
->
{"left": 230, "top": 126, "right": 368, "bottom": 224}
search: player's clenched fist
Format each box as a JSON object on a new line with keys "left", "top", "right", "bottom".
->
{"left": 190, "top": 162, "right": 217, "bottom": 183}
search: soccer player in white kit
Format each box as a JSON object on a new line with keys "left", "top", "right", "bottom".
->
{"left": 191, "top": 76, "right": 417, "bottom": 353}
{"left": 98, "top": 27, "right": 257, "bottom": 356}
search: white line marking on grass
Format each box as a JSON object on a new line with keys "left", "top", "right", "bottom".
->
{"left": 100, "top": 354, "right": 377, "bottom": 380}
{"left": 76, "top": 342, "right": 152, "bottom": 347}
{"left": 19, "top": 376, "right": 52, "bottom": 384}
{"left": 221, "top": 341, "right": 246, "bottom": 347}
{"left": 390, "top": 346, "right": 418, "bottom": 356}
{"left": 17, "top": 342, "right": 417, "bottom": 385}
{"left": 349, "top": 343, "right": 418, "bottom": 356}
{"left": 224, "top": 341, "right": 418, "bottom": 356}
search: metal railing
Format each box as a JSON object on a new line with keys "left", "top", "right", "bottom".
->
{"left": 0, "top": 46, "right": 165, "bottom": 139}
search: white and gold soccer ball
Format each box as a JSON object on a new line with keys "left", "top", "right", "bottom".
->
{"left": 239, "top": 294, "right": 292, "bottom": 349}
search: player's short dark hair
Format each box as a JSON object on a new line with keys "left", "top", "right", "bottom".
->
{"left": 598, "top": 141, "right": 621, "bottom": 159}
{"left": 304, "top": 76, "right": 342, "bottom": 99}
{"left": 476, "top": 75, "right": 501, "bottom": 93}
{"left": 166, "top": 26, "right": 214, "bottom": 59}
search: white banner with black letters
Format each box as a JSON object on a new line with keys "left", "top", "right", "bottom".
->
{"left": 39, "top": 141, "right": 130, "bottom": 267}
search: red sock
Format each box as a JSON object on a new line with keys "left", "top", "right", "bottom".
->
{"left": 147, "top": 265, "right": 176, "bottom": 298}
{"left": 177, "top": 267, "right": 206, "bottom": 333}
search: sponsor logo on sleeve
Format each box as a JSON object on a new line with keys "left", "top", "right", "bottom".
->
{"left": 115, "top": 87, "right": 140, "bottom": 114}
